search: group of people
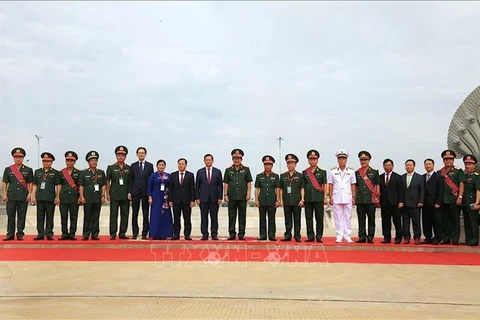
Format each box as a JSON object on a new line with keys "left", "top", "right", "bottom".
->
{"left": 2, "top": 146, "right": 479, "bottom": 246}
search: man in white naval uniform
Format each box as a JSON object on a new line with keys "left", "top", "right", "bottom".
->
{"left": 328, "top": 149, "right": 357, "bottom": 243}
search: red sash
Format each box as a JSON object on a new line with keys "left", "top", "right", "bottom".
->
{"left": 441, "top": 167, "right": 459, "bottom": 196}
{"left": 9, "top": 165, "right": 28, "bottom": 190}
{"left": 359, "top": 167, "right": 379, "bottom": 203}
{"left": 62, "top": 168, "right": 78, "bottom": 191}
{"left": 306, "top": 168, "right": 324, "bottom": 192}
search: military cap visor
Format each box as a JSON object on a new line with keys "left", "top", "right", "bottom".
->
{"left": 115, "top": 146, "right": 128, "bottom": 155}
{"left": 65, "top": 151, "right": 78, "bottom": 161}
{"left": 442, "top": 150, "right": 456, "bottom": 159}
{"left": 307, "top": 150, "right": 319, "bottom": 159}
{"left": 262, "top": 155, "right": 275, "bottom": 164}
{"left": 86, "top": 151, "right": 99, "bottom": 161}
{"left": 231, "top": 149, "right": 244, "bottom": 158}
{"left": 285, "top": 154, "right": 298, "bottom": 163}
{"left": 358, "top": 151, "right": 371, "bottom": 160}
{"left": 41, "top": 152, "right": 55, "bottom": 161}
{"left": 11, "top": 148, "right": 26, "bottom": 157}
{"left": 463, "top": 155, "right": 477, "bottom": 164}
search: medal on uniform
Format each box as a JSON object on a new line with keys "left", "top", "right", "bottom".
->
{"left": 287, "top": 186, "right": 292, "bottom": 194}
{"left": 40, "top": 181, "right": 46, "bottom": 190}
{"left": 119, "top": 178, "right": 124, "bottom": 186}
{"left": 160, "top": 183, "right": 165, "bottom": 191}
{"left": 94, "top": 184, "right": 99, "bottom": 192}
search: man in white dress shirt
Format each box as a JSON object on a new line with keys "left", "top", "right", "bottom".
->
{"left": 328, "top": 149, "right": 357, "bottom": 243}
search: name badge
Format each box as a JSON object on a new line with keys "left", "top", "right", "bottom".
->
{"left": 160, "top": 184, "right": 165, "bottom": 191}
{"left": 119, "top": 178, "right": 124, "bottom": 186}
{"left": 94, "top": 184, "right": 100, "bottom": 192}
{"left": 40, "top": 181, "right": 46, "bottom": 190}
{"left": 287, "top": 186, "right": 292, "bottom": 194}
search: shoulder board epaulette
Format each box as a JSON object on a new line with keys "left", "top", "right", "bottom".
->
{"left": 82, "top": 168, "right": 88, "bottom": 172}
{"left": 370, "top": 167, "right": 377, "bottom": 171}
{"left": 454, "top": 166, "right": 462, "bottom": 170}
{"left": 348, "top": 167, "right": 355, "bottom": 170}
{"left": 474, "top": 172, "right": 479, "bottom": 175}
{"left": 331, "top": 166, "right": 337, "bottom": 170}
{"left": 320, "top": 167, "right": 326, "bottom": 171}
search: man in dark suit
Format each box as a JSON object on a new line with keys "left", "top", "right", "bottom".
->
{"left": 128, "top": 147, "right": 154, "bottom": 239}
{"left": 196, "top": 154, "right": 223, "bottom": 240}
{"left": 399, "top": 159, "right": 425, "bottom": 244}
{"left": 379, "top": 159, "right": 404, "bottom": 244}
{"left": 422, "top": 158, "right": 444, "bottom": 245}
{"left": 168, "top": 158, "right": 195, "bottom": 240}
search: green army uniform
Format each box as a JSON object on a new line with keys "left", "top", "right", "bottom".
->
{"left": 355, "top": 166, "right": 380, "bottom": 242}
{"left": 59, "top": 151, "right": 81, "bottom": 240}
{"left": 33, "top": 160, "right": 61, "bottom": 239}
{"left": 303, "top": 150, "right": 327, "bottom": 242}
{"left": 280, "top": 162, "right": 304, "bottom": 242}
{"left": 2, "top": 148, "right": 34, "bottom": 240}
{"left": 79, "top": 151, "right": 106, "bottom": 240}
{"left": 107, "top": 161, "right": 131, "bottom": 239}
{"left": 462, "top": 171, "right": 480, "bottom": 246}
{"left": 438, "top": 166, "right": 465, "bottom": 244}
{"left": 255, "top": 157, "right": 280, "bottom": 240}
{"left": 224, "top": 149, "right": 253, "bottom": 240}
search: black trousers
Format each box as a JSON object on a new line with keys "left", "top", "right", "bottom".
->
{"left": 59, "top": 203, "right": 79, "bottom": 237}
{"left": 283, "top": 205, "right": 301, "bottom": 240}
{"left": 259, "top": 205, "right": 276, "bottom": 239}
{"left": 200, "top": 201, "right": 219, "bottom": 237}
{"left": 402, "top": 207, "right": 421, "bottom": 240}
{"left": 304, "top": 202, "right": 324, "bottom": 241}
{"left": 132, "top": 192, "right": 149, "bottom": 238}
{"left": 356, "top": 204, "right": 376, "bottom": 241}
{"left": 110, "top": 199, "right": 130, "bottom": 237}
{"left": 83, "top": 203, "right": 101, "bottom": 239}
{"left": 6, "top": 200, "right": 28, "bottom": 238}
{"left": 36, "top": 200, "right": 55, "bottom": 238}
{"left": 381, "top": 205, "right": 402, "bottom": 241}
{"left": 441, "top": 203, "right": 461, "bottom": 243}
{"left": 173, "top": 203, "right": 192, "bottom": 237}
{"left": 422, "top": 206, "right": 442, "bottom": 242}
{"left": 463, "top": 206, "right": 479, "bottom": 246}
{"left": 228, "top": 200, "right": 247, "bottom": 238}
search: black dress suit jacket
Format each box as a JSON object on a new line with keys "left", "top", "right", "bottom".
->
{"left": 195, "top": 167, "right": 223, "bottom": 203}
{"left": 401, "top": 172, "right": 425, "bottom": 208}
{"left": 168, "top": 171, "right": 195, "bottom": 205}
{"left": 128, "top": 161, "right": 154, "bottom": 196}
{"left": 423, "top": 171, "right": 444, "bottom": 207}
{"left": 379, "top": 171, "right": 404, "bottom": 207}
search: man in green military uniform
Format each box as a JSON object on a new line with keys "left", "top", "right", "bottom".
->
{"left": 58, "top": 151, "right": 81, "bottom": 240}
{"left": 224, "top": 149, "right": 253, "bottom": 240}
{"left": 461, "top": 154, "right": 480, "bottom": 246}
{"left": 79, "top": 151, "right": 106, "bottom": 241}
{"left": 438, "top": 149, "right": 465, "bottom": 245}
{"left": 355, "top": 151, "right": 380, "bottom": 243}
{"left": 279, "top": 154, "right": 305, "bottom": 242}
{"left": 2, "top": 148, "right": 33, "bottom": 241}
{"left": 106, "top": 145, "right": 131, "bottom": 240}
{"left": 254, "top": 155, "right": 280, "bottom": 241}
{"left": 303, "top": 150, "right": 328, "bottom": 242}
{"left": 31, "top": 152, "right": 62, "bottom": 240}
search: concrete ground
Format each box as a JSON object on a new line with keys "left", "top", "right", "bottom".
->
{"left": 1, "top": 206, "right": 479, "bottom": 319}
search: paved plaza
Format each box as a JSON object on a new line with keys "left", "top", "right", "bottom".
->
{"left": 1, "top": 206, "right": 479, "bottom": 319}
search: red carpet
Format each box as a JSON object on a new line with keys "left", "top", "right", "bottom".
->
{"left": 1, "top": 236, "right": 479, "bottom": 265}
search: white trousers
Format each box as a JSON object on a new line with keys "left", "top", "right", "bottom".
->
{"left": 333, "top": 203, "right": 352, "bottom": 239}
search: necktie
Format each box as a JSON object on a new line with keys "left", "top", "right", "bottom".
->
{"left": 140, "top": 162, "right": 144, "bottom": 174}
{"left": 386, "top": 173, "right": 390, "bottom": 186}
{"left": 426, "top": 173, "right": 431, "bottom": 182}
{"left": 407, "top": 174, "right": 412, "bottom": 188}
{"left": 207, "top": 168, "right": 211, "bottom": 184}
{"left": 180, "top": 172, "right": 184, "bottom": 186}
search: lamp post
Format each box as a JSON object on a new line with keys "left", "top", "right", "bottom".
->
{"left": 276, "top": 137, "right": 284, "bottom": 174}
{"left": 35, "top": 135, "right": 42, "bottom": 168}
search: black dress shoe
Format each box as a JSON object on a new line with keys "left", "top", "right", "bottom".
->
{"left": 3, "top": 236, "right": 14, "bottom": 241}
{"left": 171, "top": 236, "right": 180, "bottom": 240}
{"left": 367, "top": 239, "right": 374, "bottom": 244}
{"left": 58, "top": 236, "right": 69, "bottom": 241}
{"left": 381, "top": 239, "right": 391, "bottom": 244}
{"left": 295, "top": 238, "right": 301, "bottom": 242}
{"left": 141, "top": 236, "right": 147, "bottom": 240}
{"left": 316, "top": 239, "right": 323, "bottom": 243}
{"left": 91, "top": 237, "right": 100, "bottom": 241}
{"left": 355, "top": 239, "right": 366, "bottom": 243}
{"left": 238, "top": 236, "right": 245, "bottom": 241}
{"left": 119, "top": 235, "right": 129, "bottom": 240}
{"left": 414, "top": 239, "right": 420, "bottom": 245}
{"left": 432, "top": 241, "right": 439, "bottom": 245}
{"left": 440, "top": 241, "right": 451, "bottom": 245}
{"left": 452, "top": 242, "right": 459, "bottom": 246}
{"left": 70, "top": 237, "right": 77, "bottom": 241}
{"left": 34, "top": 236, "right": 44, "bottom": 241}
{"left": 46, "top": 236, "right": 54, "bottom": 241}
{"left": 227, "top": 236, "right": 236, "bottom": 241}
{"left": 201, "top": 236, "right": 208, "bottom": 241}
{"left": 269, "top": 237, "right": 277, "bottom": 241}
{"left": 212, "top": 236, "right": 219, "bottom": 240}
{"left": 132, "top": 235, "right": 138, "bottom": 240}
{"left": 82, "top": 237, "right": 89, "bottom": 241}
{"left": 17, "top": 236, "right": 24, "bottom": 241}
{"left": 185, "top": 236, "right": 193, "bottom": 240}
{"left": 281, "top": 238, "right": 292, "bottom": 242}
{"left": 394, "top": 240, "right": 401, "bottom": 244}
{"left": 110, "top": 236, "right": 116, "bottom": 240}
{"left": 305, "top": 238, "right": 315, "bottom": 242}
{"left": 403, "top": 240, "right": 410, "bottom": 244}
{"left": 257, "top": 237, "right": 267, "bottom": 241}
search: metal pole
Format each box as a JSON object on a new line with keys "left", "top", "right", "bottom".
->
{"left": 35, "top": 135, "right": 42, "bottom": 168}
{"left": 277, "top": 137, "right": 284, "bottom": 173}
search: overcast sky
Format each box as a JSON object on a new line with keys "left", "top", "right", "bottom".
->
{"left": 1, "top": 1, "right": 479, "bottom": 176}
